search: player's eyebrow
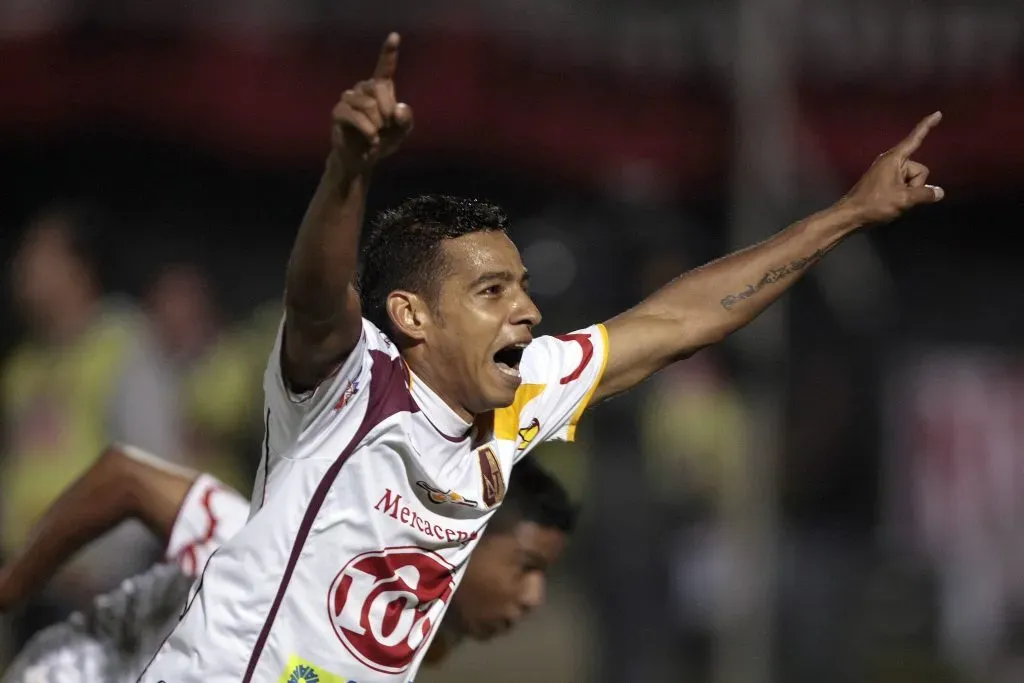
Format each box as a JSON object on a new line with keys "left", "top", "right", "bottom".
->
{"left": 468, "top": 269, "right": 530, "bottom": 289}
{"left": 519, "top": 548, "right": 550, "bottom": 568}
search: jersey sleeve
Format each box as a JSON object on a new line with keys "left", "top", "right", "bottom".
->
{"left": 164, "top": 473, "right": 251, "bottom": 578}
{"left": 496, "top": 323, "right": 609, "bottom": 455}
{"left": 262, "top": 315, "right": 372, "bottom": 454}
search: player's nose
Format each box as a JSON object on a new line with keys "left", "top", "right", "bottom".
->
{"left": 511, "top": 291, "right": 542, "bottom": 328}
{"left": 519, "top": 572, "right": 546, "bottom": 613}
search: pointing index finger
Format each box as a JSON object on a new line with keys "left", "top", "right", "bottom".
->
{"left": 895, "top": 111, "right": 942, "bottom": 159}
{"left": 373, "top": 32, "right": 400, "bottom": 81}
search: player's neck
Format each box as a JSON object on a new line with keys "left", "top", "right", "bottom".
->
{"left": 403, "top": 355, "right": 476, "bottom": 424}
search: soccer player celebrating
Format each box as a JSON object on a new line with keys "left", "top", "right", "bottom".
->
{"left": 0, "top": 446, "right": 575, "bottom": 683}
{"left": 142, "top": 33, "right": 944, "bottom": 683}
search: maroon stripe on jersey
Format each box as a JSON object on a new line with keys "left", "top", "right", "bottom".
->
{"left": 260, "top": 406, "right": 270, "bottom": 508}
{"left": 418, "top": 408, "right": 471, "bottom": 443}
{"left": 242, "top": 350, "right": 416, "bottom": 683}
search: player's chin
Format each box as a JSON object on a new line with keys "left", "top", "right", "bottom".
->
{"left": 474, "top": 619, "right": 510, "bottom": 641}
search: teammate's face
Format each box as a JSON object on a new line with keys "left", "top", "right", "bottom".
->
{"left": 449, "top": 521, "right": 566, "bottom": 640}
{"left": 427, "top": 231, "right": 542, "bottom": 414}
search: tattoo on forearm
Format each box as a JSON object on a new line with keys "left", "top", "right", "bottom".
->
{"left": 720, "top": 249, "right": 826, "bottom": 310}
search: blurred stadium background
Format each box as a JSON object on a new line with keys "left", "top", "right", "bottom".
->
{"left": 1, "top": 1, "right": 1023, "bottom": 681}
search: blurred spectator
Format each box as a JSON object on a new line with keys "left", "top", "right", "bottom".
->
{"left": 147, "top": 263, "right": 216, "bottom": 369}
{"left": 640, "top": 348, "right": 748, "bottom": 681}
{"left": 144, "top": 264, "right": 243, "bottom": 491}
{"left": 144, "top": 263, "right": 254, "bottom": 491}
{"left": 641, "top": 351, "right": 746, "bottom": 509}
{"left": 0, "top": 206, "right": 181, "bottom": 648}
{"left": 631, "top": 245, "right": 746, "bottom": 679}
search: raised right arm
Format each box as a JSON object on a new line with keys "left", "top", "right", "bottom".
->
{"left": 282, "top": 33, "right": 413, "bottom": 392}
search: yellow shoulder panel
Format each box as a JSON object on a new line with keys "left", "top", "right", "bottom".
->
{"left": 494, "top": 382, "right": 546, "bottom": 441}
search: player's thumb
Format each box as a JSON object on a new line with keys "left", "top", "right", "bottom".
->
{"left": 908, "top": 184, "right": 944, "bottom": 205}
{"left": 394, "top": 103, "right": 414, "bottom": 132}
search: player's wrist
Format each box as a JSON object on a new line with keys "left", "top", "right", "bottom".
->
{"left": 326, "top": 148, "right": 374, "bottom": 189}
{"left": 808, "top": 199, "right": 870, "bottom": 243}
{"left": 827, "top": 196, "right": 876, "bottom": 233}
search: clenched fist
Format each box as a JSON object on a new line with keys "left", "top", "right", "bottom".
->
{"left": 842, "top": 112, "right": 945, "bottom": 225}
{"left": 331, "top": 33, "right": 414, "bottom": 170}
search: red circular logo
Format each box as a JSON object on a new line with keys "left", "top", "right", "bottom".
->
{"left": 328, "top": 547, "right": 455, "bottom": 674}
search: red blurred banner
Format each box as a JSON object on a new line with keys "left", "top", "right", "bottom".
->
{"left": 2, "top": 31, "right": 1022, "bottom": 193}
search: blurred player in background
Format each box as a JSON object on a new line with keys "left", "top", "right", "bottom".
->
{"left": 0, "top": 445, "right": 247, "bottom": 683}
{"left": 0, "top": 445, "right": 576, "bottom": 682}
{"left": 144, "top": 30, "right": 945, "bottom": 683}
{"left": 421, "top": 455, "right": 576, "bottom": 668}
{"left": 2, "top": 207, "right": 181, "bottom": 646}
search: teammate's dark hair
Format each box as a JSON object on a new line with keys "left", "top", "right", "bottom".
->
{"left": 357, "top": 194, "right": 509, "bottom": 337}
{"left": 487, "top": 456, "right": 578, "bottom": 536}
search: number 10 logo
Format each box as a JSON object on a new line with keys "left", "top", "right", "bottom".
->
{"left": 328, "top": 547, "right": 455, "bottom": 674}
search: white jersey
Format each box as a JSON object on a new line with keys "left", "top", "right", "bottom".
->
{"left": 141, "top": 317, "right": 608, "bottom": 683}
{"left": 2, "top": 475, "right": 249, "bottom": 683}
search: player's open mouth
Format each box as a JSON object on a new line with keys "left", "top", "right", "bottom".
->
{"left": 493, "top": 342, "right": 527, "bottom": 379}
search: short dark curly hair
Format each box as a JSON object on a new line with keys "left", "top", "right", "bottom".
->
{"left": 357, "top": 194, "right": 510, "bottom": 336}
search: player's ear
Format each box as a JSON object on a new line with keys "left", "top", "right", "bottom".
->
{"left": 386, "top": 290, "right": 432, "bottom": 341}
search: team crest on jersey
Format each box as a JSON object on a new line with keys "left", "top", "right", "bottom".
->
{"left": 477, "top": 446, "right": 506, "bottom": 507}
{"left": 333, "top": 380, "right": 360, "bottom": 411}
{"left": 416, "top": 480, "right": 479, "bottom": 508}
{"left": 516, "top": 418, "right": 540, "bottom": 451}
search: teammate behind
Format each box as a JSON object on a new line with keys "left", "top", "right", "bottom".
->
{"left": 0, "top": 445, "right": 576, "bottom": 682}
{"left": 144, "top": 33, "right": 944, "bottom": 683}
{"left": 0, "top": 445, "right": 249, "bottom": 682}
{"left": 422, "top": 455, "right": 577, "bottom": 667}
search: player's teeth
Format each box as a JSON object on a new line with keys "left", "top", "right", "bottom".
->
{"left": 496, "top": 363, "right": 520, "bottom": 378}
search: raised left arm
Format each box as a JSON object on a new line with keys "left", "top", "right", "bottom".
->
{"left": 593, "top": 112, "right": 945, "bottom": 404}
